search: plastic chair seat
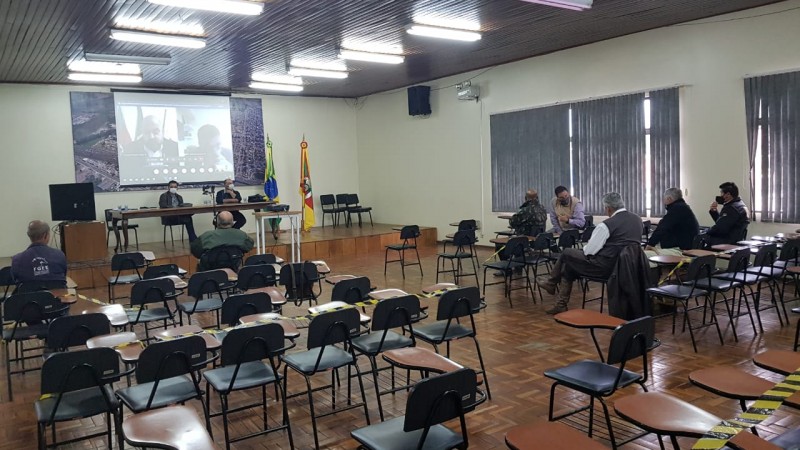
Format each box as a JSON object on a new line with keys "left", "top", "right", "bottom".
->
{"left": 3, "top": 323, "right": 48, "bottom": 340}
{"left": 413, "top": 321, "right": 474, "bottom": 342}
{"left": 690, "top": 278, "right": 742, "bottom": 291}
{"left": 108, "top": 274, "right": 141, "bottom": 284}
{"left": 745, "top": 266, "right": 784, "bottom": 277}
{"left": 350, "top": 416, "right": 463, "bottom": 450}
{"left": 351, "top": 330, "right": 413, "bottom": 355}
{"left": 35, "top": 386, "right": 119, "bottom": 422}
{"left": 614, "top": 392, "right": 721, "bottom": 437}
{"left": 483, "top": 260, "right": 524, "bottom": 271}
{"left": 646, "top": 284, "right": 708, "bottom": 300}
{"left": 126, "top": 307, "right": 172, "bottom": 324}
{"left": 203, "top": 361, "right": 277, "bottom": 394}
{"left": 437, "top": 251, "right": 473, "bottom": 259}
{"left": 178, "top": 298, "right": 223, "bottom": 314}
{"left": 386, "top": 243, "right": 416, "bottom": 251}
{"left": 116, "top": 375, "right": 199, "bottom": 412}
{"left": 714, "top": 271, "right": 764, "bottom": 284}
{"left": 282, "top": 346, "right": 354, "bottom": 373}
{"left": 544, "top": 360, "right": 642, "bottom": 394}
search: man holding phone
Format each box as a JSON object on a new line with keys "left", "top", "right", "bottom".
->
{"left": 707, "top": 181, "right": 750, "bottom": 245}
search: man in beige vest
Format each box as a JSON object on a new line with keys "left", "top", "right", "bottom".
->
{"left": 549, "top": 185, "right": 586, "bottom": 233}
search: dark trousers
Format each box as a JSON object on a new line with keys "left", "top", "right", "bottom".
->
{"left": 163, "top": 215, "right": 197, "bottom": 241}
{"left": 549, "top": 248, "right": 615, "bottom": 302}
{"left": 231, "top": 211, "right": 247, "bottom": 229}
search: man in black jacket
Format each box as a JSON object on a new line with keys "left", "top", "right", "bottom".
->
{"left": 707, "top": 181, "right": 749, "bottom": 246}
{"left": 158, "top": 180, "right": 198, "bottom": 242}
{"left": 646, "top": 188, "right": 699, "bottom": 250}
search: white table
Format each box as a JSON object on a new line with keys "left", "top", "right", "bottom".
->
{"left": 253, "top": 210, "right": 303, "bottom": 262}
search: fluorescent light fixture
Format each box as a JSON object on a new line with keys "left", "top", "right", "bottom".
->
{"left": 412, "top": 17, "right": 481, "bottom": 31}
{"left": 114, "top": 18, "right": 204, "bottom": 36}
{"left": 249, "top": 82, "right": 304, "bottom": 92}
{"left": 68, "top": 60, "right": 141, "bottom": 74}
{"left": 251, "top": 73, "right": 304, "bottom": 85}
{"left": 84, "top": 52, "right": 171, "bottom": 65}
{"left": 338, "top": 49, "right": 404, "bottom": 65}
{"left": 148, "top": 0, "right": 264, "bottom": 15}
{"left": 290, "top": 59, "right": 348, "bottom": 72}
{"left": 288, "top": 67, "right": 348, "bottom": 79}
{"left": 521, "top": 0, "right": 592, "bottom": 11}
{"left": 68, "top": 72, "right": 143, "bottom": 83}
{"left": 110, "top": 29, "right": 206, "bottom": 49}
{"left": 406, "top": 24, "right": 481, "bottom": 42}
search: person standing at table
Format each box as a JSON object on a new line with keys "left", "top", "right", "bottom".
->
{"left": 549, "top": 186, "right": 586, "bottom": 233}
{"left": 158, "top": 180, "right": 198, "bottom": 242}
{"left": 216, "top": 178, "right": 246, "bottom": 229}
{"left": 707, "top": 181, "right": 750, "bottom": 246}
{"left": 646, "top": 188, "right": 699, "bottom": 250}
{"left": 11, "top": 220, "right": 67, "bottom": 286}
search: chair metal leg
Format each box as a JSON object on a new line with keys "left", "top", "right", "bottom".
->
{"left": 472, "top": 336, "right": 492, "bottom": 400}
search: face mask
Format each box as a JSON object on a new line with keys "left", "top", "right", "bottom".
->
{"left": 559, "top": 198, "right": 570, "bottom": 206}
{"left": 715, "top": 196, "right": 725, "bottom": 204}
{"left": 228, "top": 184, "right": 235, "bottom": 190}
{"left": 169, "top": 188, "right": 178, "bottom": 194}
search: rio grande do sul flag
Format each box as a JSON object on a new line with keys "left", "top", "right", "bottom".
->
{"left": 299, "top": 138, "right": 315, "bottom": 231}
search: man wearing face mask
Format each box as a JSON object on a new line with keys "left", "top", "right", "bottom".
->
{"left": 158, "top": 180, "right": 198, "bottom": 242}
{"left": 645, "top": 188, "right": 699, "bottom": 250}
{"left": 707, "top": 181, "right": 750, "bottom": 245}
{"left": 549, "top": 186, "right": 586, "bottom": 233}
{"left": 216, "top": 178, "right": 246, "bottom": 229}
{"left": 537, "top": 192, "right": 643, "bottom": 314}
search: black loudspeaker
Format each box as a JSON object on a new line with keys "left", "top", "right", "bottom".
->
{"left": 407, "top": 85, "right": 432, "bottom": 116}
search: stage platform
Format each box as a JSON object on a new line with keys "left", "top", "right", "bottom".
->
{"left": 0, "top": 223, "right": 437, "bottom": 290}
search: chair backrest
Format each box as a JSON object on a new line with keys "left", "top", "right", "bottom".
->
{"left": 753, "top": 244, "right": 778, "bottom": 267}
{"left": 371, "top": 294, "right": 420, "bottom": 332}
{"left": 15, "top": 279, "right": 67, "bottom": 293}
{"left": 40, "top": 347, "right": 120, "bottom": 395}
{"left": 557, "top": 229, "right": 580, "bottom": 249}
{"left": 220, "top": 322, "right": 285, "bottom": 367}
{"left": 279, "top": 262, "right": 318, "bottom": 299}
{"left": 307, "top": 308, "right": 360, "bottom": 349}
{"left": 335, "top": 193, "right": 349, "bottom": 207}
{"left": 584, "top": 215, "right": 594, "bottom": 228}
{"left": 725, "top": 249, "right": 752, "bottom": 273}
{"left": 642, "top": 220, "right": 652, "bottom": 238}
{"left": 46, "top": 313, "right": 111, "bottom": 351}
{"left": 503, "top": 236, "right": 529, "bottom": 259}
{"left": 143, "top": 264, "right": 180, "bottom": 280}
{"left": 187, "top": 270, "right": 228, "bottom": 298}
{"left": 457, "top": 220, "right": 477, "bottom": 231}
{"left": 403, "top": 368, "right": 476, "bottom": 436}
{"left": 320, "top": 194, "right": 336, "bottom": 207}
{"left": 130, "top": 278, "right": 175, "bottom": 307}
{"left": 685, "top": 255, "right": 717, "bottom": 282}
{"left": 136, "top": 335, "right": 207, "bottom": 383}
{"left": 331, "top": 276, "right": 371, "bottom": 304}
{"left": 4, "top": 291, "right": 62, "bottom": 323}
{"left": 452, "top": 229, "right": 476, "bottom": 247}
{"left": 245, "top": 253, "right": 278, "bottom": 266}
{"left": 692, "top": 233, "right": 710, "bottom": 250}
{"left": 111, "top": 252, "right": 146, "bottom": 271}
{"left": 779, "top": 239, "right": 800, "bottom": 263}
{"left": 0, "top": 266, "right": 14, "bottom": 298}
{"left": 531, "top": 232, "right": 554, "bottom": 251}
{"left": 580, "top": 226, "right": 595, "bottom": 243}
{"left": 399, "top": 225, "right": 421, "bottom": 240}
{"left": 606, "top": 316, "right": 655, "bottom": 366}
{"left": 236, "top": 264, "right": 277, "bottom": 290}
{"left": 104, "top": 208, "right": 113, "bottom": 230}
{"left": 436, "top": 286, "right": 480, "bottom": 321}
{"left": 221, "top": 292, "right": 271, "bottom": 326}
{"left": 347, "top": 193, "right": 361, "bottom": 206}
{"left": 200, "top": 245, "right": 244, "bottom": 272}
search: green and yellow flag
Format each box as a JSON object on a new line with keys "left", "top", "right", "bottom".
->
{"left": 264, "top": 136, "right": 281, "bottom": 233}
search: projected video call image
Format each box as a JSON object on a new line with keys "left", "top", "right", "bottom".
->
{"left": 114, "top": 92, "right": 235, "bottom": 186}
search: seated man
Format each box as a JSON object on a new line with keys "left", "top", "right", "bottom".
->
{"left": 707, "top": 181, "right": 750, "bottom": 246}
{"left": 11, "top": 220, "right": 67, "bottom": 287}
{"left": 549, "top": 185, "right": 586, "bottom": 233}
{"left": 216, "top": 178, "right": 246, "bottom": 229}
{"left": 509, "top": 189, "right": 548, "bottom": 237}
{"left": 158, "top": 180, "right": 198, "bottom": 242}
{"left": 190, "top": 211, "right": 254, "bottom": 271}
{"left": 646, "top": 187, "right": 699, "bottom": 250}
{"left": 537, "top": 192, "right": 642, "bottom": 314}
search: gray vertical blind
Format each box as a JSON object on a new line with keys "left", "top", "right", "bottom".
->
{"left": 572, "top": 93, "right": 647, "bottom": 215}
{"left": 649, "top": 88, "right": 681, "bottom": 216}
{"left": 490, "top": 104, "right": 571, "bottom": 211}
{"left": 745, "top": 71, "right": 800, "bottom": 223}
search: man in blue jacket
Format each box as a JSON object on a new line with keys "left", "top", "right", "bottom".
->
{"left": 11, "top": 220, "right": 67, "bottom": 286}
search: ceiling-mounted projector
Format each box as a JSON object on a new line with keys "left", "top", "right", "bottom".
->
{"left": 521, "top": 0, "right": 592, "bottom": 11}
{"left": 457, "top": 81, "right": 480, "bottom": 101}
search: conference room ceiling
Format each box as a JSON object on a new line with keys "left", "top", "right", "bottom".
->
{"left": 0, "top": 0, "right": 786, "bottom": 98}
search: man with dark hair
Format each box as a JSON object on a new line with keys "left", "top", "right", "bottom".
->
{"left": 707, "top": 181, "right": 749, "bottom": 245}
{"left": 191, "top": 211, "right": 254, "bottom": 271}
{"left": 216, "top": 178, "right": 246, "bottom": 229}
{"left": 11, "top": 220, "right": 67, "bottom": 285}
{"left": 549, "top": 186, "right": 585, "bottom": 233}
{"left": 193, "top": 124, "right": 233, "bottom": 171}
{"left": 158, "top": 180, "right": 198, "bottom": 242}
{"left": 537, "top": 192, "right": 642, "bottom": 314}
{"left": 646, "top": 188, "right": 699, "bottom": 250}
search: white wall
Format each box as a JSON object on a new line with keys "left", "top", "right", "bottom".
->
{"left": 355, "top": 0, "right": 800, "bottom": 242}
{"left": 0, "top": 84, "right": 358, "bottom": 257}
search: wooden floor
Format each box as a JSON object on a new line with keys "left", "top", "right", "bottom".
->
{"left": 2, "top": 244, "right": 800, "bottom": 449}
